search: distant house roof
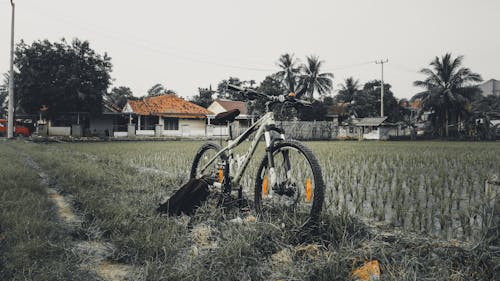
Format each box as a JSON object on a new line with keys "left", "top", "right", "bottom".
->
{"left": 353, "top": 117, "right": 388, "bottom": 126}
{"left": 212, "top": 99, "right": 248, "bottom": 115}
{"left": 326, "top": 103, "right": 349, "bottom": 117}
{"left": 123, "top": 95, "right": 211, "bottom": 119}
{"left": 479, "top": 79, "right": 500, "bottom": 97}
{"left": 103, "top": 100, "right": 122, "bottom": 113}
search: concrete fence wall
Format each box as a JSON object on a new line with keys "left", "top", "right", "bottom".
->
{"left": 277, "top": 121, "right": 339, "bottom": 140}
{"left": 49, "top": 126, "right": 71, "bottom": 136}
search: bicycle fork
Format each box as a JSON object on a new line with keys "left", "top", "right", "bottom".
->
{"left": 264, "top": 128, "right": 292, "bottom": 198}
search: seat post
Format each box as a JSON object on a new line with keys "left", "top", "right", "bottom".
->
{"left": 228, "top": 121, "right": 233, "bottom": 140}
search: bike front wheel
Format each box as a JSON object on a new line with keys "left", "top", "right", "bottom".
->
{"left": 254, "top": 140, "right": 324, "bottom": 226}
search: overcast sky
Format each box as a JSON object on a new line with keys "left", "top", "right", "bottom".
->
{"left": 1, "top": 0, "right": 499, "bottom": 100}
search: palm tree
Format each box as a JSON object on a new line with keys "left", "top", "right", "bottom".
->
{"left": 413, "top": 53, "right": 482, "bottom": 137}
{"left": 147, "top": 83, "right": 176, "bottom": 97}
{"left": 147, "top": 83, "right": 165, "bottom": 97}
{"left": 336, "top": 77, "right": 361, "bottom": 103}
{"left": 276, "top": 53, "right": 300, "bottom": 94}
{"left": 299, "top": 55, "right": 334, "bottom": 100}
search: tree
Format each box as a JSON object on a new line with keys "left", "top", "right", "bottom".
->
{"left": 191, "top": 86, "right": 215, "bottom": 108}
{"left": 467, "top": 94, "right": 500, "bottom": 139}
{"left": 297, "top": 100, "right": 328, "bottom": 121}
{"left": 0, "top": 74, "right": 8, "bottom": 118}
{"left": 361, "top": 80, "right": 402, "bottom": 122}
{"left": 147, "top": 83, "right": 177, "bottom": 97}
{"left": 413, "top": 53, "right": 482, "bottom": 137}
{"left": 249, "top": 74, "right": 286, "bottom": 117}
{"left": 107, "top": 86, "right": 135, "bottom": 108}
{"left": 335, "top": 77, "right": 361, "bottom": 103}
{"left": 14, "top": 39, "right": 112, "bottom": 117}
{"left": 471, "top": 94, "right": 500, "bottom": 116}
{"left": 299, "top": 55, "right": 333, "bottom": 100}
{"left": 276, "top": 53, "right": 301, "bottom": 94}
{"left": 216, "top": 77, "right": 246, "bottom": 101}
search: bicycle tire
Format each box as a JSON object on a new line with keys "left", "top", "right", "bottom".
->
{"left": 254, "top": 140, "right": 325, "bottom": 225}
{"left": 190, "top": 142, "right": 226, "bottom": 180}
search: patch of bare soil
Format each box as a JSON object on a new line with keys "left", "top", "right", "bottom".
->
{"left": 47, "top": 188, "right": 80, "bottom": 224}
{"left": 98, "top": 262, "right": 134, "bottom": 281}
{"left": 22, "top": 154, "right": 137, "bottom": 281}
{"left": 74, "top": 241, "right": 136, "bottom": 281}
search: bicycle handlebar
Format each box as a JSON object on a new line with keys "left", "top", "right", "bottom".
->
{"left": 226, "top": 84, "right": 312, "bottom": 108}
{"left": 226, "top": 84, "right": 245, "bottom": 92}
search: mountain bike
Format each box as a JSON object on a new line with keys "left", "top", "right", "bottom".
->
{"left": 190, "top": 84, "right": 325, "bottom": 226}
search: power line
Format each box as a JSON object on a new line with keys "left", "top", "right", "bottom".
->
{"left": 325, "top": 61, "right": 374, "bottom": 71}
{"left": 21, "top": 4, "right": 383, "bottom": 75}
{"left": 386, "top": 63, "right": 420, "bottom": 74}
{"left": 22, "top": 4, "right": 276, "bottom": 71}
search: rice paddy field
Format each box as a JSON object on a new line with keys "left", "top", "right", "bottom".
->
{"left": 1, "top": 139, "right": 499, "bottom": 280}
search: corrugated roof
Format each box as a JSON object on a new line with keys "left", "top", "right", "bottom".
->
{"left": 214, "top": 99, "right": 248, "bottom": 115}
{"left": 353, "top": 117, "right": 388, "bottom": 126}
{"left": 102, "top": 100, "right": 122, "bottom": 113}
{"left": 126, "top": 95, "right": 211, "bottom": 118}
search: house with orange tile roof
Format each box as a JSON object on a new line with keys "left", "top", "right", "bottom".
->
{"left": 122, "top": 95, "right": 212, "bottom": 137}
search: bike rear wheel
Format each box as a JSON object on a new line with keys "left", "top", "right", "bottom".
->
{"left": 254, "top": 140, "right": 324, "bottom": 226}
{"left": 190, "top": 142, "right": 226, "bottom": 181}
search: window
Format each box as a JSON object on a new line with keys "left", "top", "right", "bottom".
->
{"left": 139, "top": 116, "right": 157, "bottom": 130}
{"left": 164, "top": 118, "right": 179, "bottom": 130}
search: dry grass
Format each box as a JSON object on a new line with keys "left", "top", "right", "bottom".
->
{"left": 1, "top": 140, "right": 498, "bottom": 280}
{"left": 0, "top": 141, "right": 95, "bottom": 280}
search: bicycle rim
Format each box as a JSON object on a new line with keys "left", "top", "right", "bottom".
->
{"left": 255, "top": 141, "right": 324, "bottom": 226}
{"left": 190, "top": 142, "right": 225, "bottom": 182}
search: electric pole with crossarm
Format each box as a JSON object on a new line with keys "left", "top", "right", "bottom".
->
{"left": 7, "top": 0, "right": 15, "bottom": 138}
{"left": 375, "top": 59, "right": 388, "bottom": 117}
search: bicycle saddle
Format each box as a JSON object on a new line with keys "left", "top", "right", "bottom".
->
{"left": 212, "top": 109, "right": 240, "bottom": 125}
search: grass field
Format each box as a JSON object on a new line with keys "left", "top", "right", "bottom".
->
{"left": 0, "top": 139, "right": 498, "bottom": 280}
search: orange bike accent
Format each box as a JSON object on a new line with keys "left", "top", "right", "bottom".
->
{"left": 306, "top": 178, "right": 312, "bottom": 202}
{"left": 218, "top": 168, "right": 223, "bottom": 183}
{"left": 263, "top": 176, "right": 268, "bottom": 197}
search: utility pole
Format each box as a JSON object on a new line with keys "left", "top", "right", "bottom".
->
{"left": 375, "top": 59, "right": 388, "bottom": 117}
{"left": 7, "top": 0, "right": 15, "bottom": 138}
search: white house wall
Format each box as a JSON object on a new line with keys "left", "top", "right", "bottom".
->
{"left": 363, "top": 129, "right": 380, "bottom": 140}
{"left": 180, "top": 119, "right": 206, "bottom": 136}
{"left": 114, "top": 132, "right": 128, "bottom": 137}
{"left": 207, "top": 102, "right": 226, "bottom": 115}
{"left": 207, "top": 125, "right": 228, "bottom": 136}
{"left": 49, "top": 127, "right": 71, "bottom": 136}
{"left": 161, "top": 118, "right": 206, "bottom": 137}
{"left": 137, "top": 130, "right": 155, "bottom": 136}
{"left": 122, "top": 103, "right": 133, "bottom": 113}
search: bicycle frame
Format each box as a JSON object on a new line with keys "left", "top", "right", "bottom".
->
{"left": 197, "top": 111, "right": 284, "bottom": 189}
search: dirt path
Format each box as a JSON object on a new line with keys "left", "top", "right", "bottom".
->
{"left": 22, "top": 154, "right": 136, "bottom": 281}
